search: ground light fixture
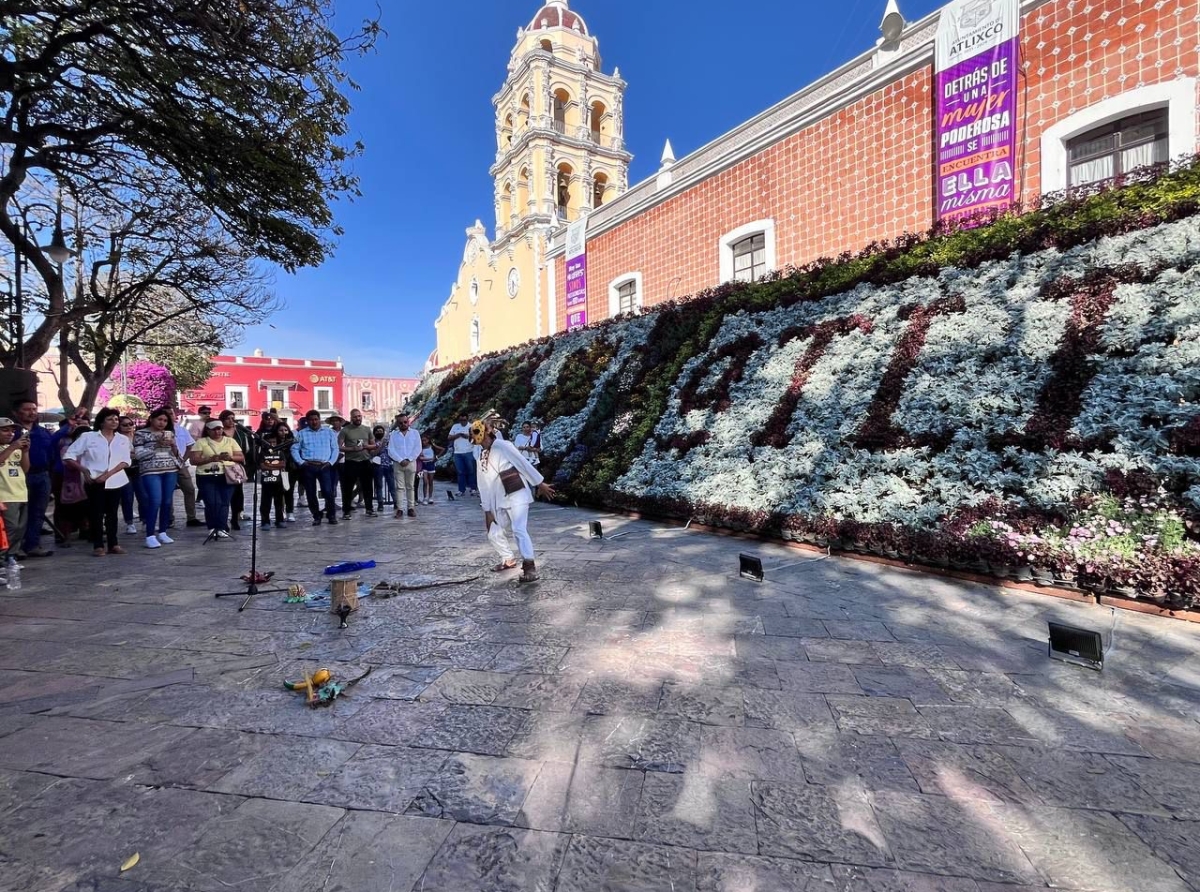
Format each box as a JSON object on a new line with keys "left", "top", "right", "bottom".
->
{"left": 1048, "top": 621, "right": 1104, "bottom": 671}
{"left": 739, "top": 553, "right": 765, "bottom": 582}
{"left": 446, "top": 490, "right": 456, "bottom": 501}
{"left": 589, "top": 521, "right": 603, "bottom": 539}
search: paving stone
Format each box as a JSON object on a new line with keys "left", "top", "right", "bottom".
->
{"left": 1118, "top": 814, "right": 1200, "bottom": 891}
{"left": 803, "top": 637, "right": 883, "bottom": 664}
{"left": 699, "top": 725, "right": 807, "bottom": 781}
{"left": 271, "top": 811, "right": 454, "bottom": 892}
{"left": 777, "top": 661, "right": 864, "bottom": 694}
{"left": 580, "top": 715, "right": 703, "bottom": 773}
{"left": 752, "top": 781, "right": 892, "bottom": 865}
{"left": 1105, "top": 755, "right": 1200, "bottom": 819}
{"left": 303, "top": 743, "right": 448, "bottom": 812}
{"left": 825, "top": 620, "right": 897, "bottom": 641}
{"left": 136, "top": 797, "right": 343, "bottom": 891}
{"left": 0, "top": 767, "right": 59, "bottom": 818}
{"left": 413, "top": 703, "right": 528, "bottom": 755}
{"left": 658, "top": 682, "right": 746, "bottom": 726}
{"left": 871, "top": 791, "right": 1038, "bottom": 884}
{"left": 415, "top": 824, "right": 568, "bottom": 892}
{"left": 853, "top": 667, "right": 955, "bottom": 704}
{"left": 488, "top": 644, "right": 569, "bottom": 673}
{"left": 742, "top": 687, "right": 834, "bottom": 732}
{"left": 1121, "top": 717, "right": 1200, "bottom": 764}
{"left": 493, "top": 672, "right": 588, "bottom": 711}
{"left": 799, "top": 731, "right": 920, "bottom": 793}
{"left": 406, "top": 752, "right": 542, "bottom": 825}
{"left": 697, "top": 852, "right": 837, "bottom": 891}
{"left": 126, "top": 728, "right": 274, "bottom": 790}
{"left": 992, "top": 802, "right": 1190, "bottom": 892}
{"left": 871, "top": 643, "right": 962, "bottom": 669}
{"left": 633, "top": 772, "right": 758, "bottom": 854}
{"left": 734, "top": 634, "right": 810, "bottom": 662}
{"left": 0, "top": 716, "right": 197, "bottom": 778}
{"left": 896, "top": 739, "right": 1039, "bottom": 804}
{"left": 987, "top": 745, "right": 1165, "bottom": 814}
{"left": 206, "top": 735, "right": 359, "bottom": 800}
{"left": 827, "top": 696, "right": 935, "bottom": 739}
{"left": 516, "top": 762, "right": 644, "bottom": 838}
{"left": 760, "top": 615, "right": 832, "bottom": 638}
{"left": 576, "top": 678, "right": 665, "bottom": 716}
{"left": 331, "top": 698, "right": 446, "bottom": 745}
{"left": 506, "top": 710, "right": 588, "bottom": 761}
{"left": 928, "top": 669, "right": 1028, "bottom": 706}
{"left": 919, "top": 706, "right": 1043, "bottom": 746}
{"left": 555, "top": 835, "right": 699, "bottom": 892}
{"left": 830, "top": 865, "right": 982, "bottom": 890}
{"left": 351, "top": 664, "right": 444, "bottom": 699}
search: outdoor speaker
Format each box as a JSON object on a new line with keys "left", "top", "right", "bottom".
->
{"left": 1048, "top": 621, "right": 1104, "bottom": 671}
{"left": 589, "top": 521, "right": 603, "bottom": 539}
{"left": 0, "top": 368, "right": 37, "bottom": 416}
{"left": 739, "top": 553, "right": 764, "bottom": 582}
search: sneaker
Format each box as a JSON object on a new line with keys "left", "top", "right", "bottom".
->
{"left": 275, "top": 522, "right": 286, "bottom": 529}
{"left": 125, "top": 524, "right": 138, "bottom": 535}
{"left": 312, "top": 517, "right": 323, "bottom": 526}
{"left": 327, "top": 516, "right": 339, "bottom": 525}
{"left": 7, "top": 558, "right": 24, "bottom": 570}
{"left": 365, "top": 511, "right": 378, "bottom": 518}
{"left": 186, "top": 518, "right": 205, "bottom": 528}
{"left": 286, "top": 514, "right": 296, "bottom": 523}
{"left": 145, "top": 536, "right": 161, "bottom": 549}
{"left": 240, "top": 513, "right": 251, "bottom": 521}
{"left": 156, "top": 533, "right": 174, "bottom": 545}
{"left": 25, "top": 547, "right": 52, "bottom": 558}
{"left": 261, "top": 522, "right": 271, "bottom": 530}
{"left": 407, "top": 508, "right": 416, "bottom": 518}
{"left": 342, "top": 512, "right": 352, "bottom": 520}
{"left": 215, "top": 530, "right": 231, "bottom": 540}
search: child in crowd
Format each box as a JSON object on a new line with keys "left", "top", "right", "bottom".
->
{"left": 417, "top": 433, "right": 443, "bottom": 505}
{"left": 0, "top": 417, "right": 30, "bottom": 578}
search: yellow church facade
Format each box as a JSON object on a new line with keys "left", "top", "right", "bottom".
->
{"left": 434, "top": 0, "right": 630, "bottom": 365}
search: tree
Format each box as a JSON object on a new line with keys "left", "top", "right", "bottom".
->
{"left": 0, "top": 1, "right": 378, "bottom": 367}
{"left": 144, "top": 345, "right": 214, "bottom": 393}
{"left": 54, "top": 179, "right": 277, "bottom": 411}
{"left": 106, "top": 361, "right": 176, "bottom": 413}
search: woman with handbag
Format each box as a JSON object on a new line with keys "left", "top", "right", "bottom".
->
{"left": 131, "top": 409, "right": 181, "bottom": 549}
{"left": 219, "top": 410, "right": 256, "bottom": 530}
{"left": 189, "top": 419, "right": 245, "bottom": 540}
{"left": 64, "top": 408, "right": 133, "bottom": 557}
{"left": 470, "top": 415, "right": 555, "bottom": 583}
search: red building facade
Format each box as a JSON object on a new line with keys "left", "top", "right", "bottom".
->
{"left": 343, "top": 376, "right": 421, "bottom": 426}
{"left": 549, "top": 0, "right": 1198, "bottom": 327}
{"left": 179, "top": 353, "right": 345, "bottom": 424}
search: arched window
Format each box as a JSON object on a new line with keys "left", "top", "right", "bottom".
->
{"left": 518, "top": 95, "right": 531, "bottom": 130}
{"left": 500, "top": 183, "right": 513, "bottom": 222}
{"left": 732, "top": 234, "right": 766, "bottom": 282}
{"left": 539, "top": 39, "right": 553, "bottom": 52}
{"left": 552, "top": 89, "right": 571, "bottom": 134}
{"left": 592, "top": 173, "right": 608, "bottom": 209}
{"left": 719, "top": 220, "right": 777, "bottom": 284}
{"left": 590, "top": 101, "right": 606, "bottom": 142}
{"left": 517, "top": 166, "right": 531, "bottom": 212}
{"left": 556, "top": 163, "right": 573, "bottom": 221}
{"left": 502, "top": 113, "right": 514, "bottom": 148}
{"left": 1067, "top": 110, "right": 1168, "bottom": 188}
{"left": 469, "top": 316, "right": 481, "bottom": 355}
{"left": 608, "top": 272, "right": 643, "bottom": 317}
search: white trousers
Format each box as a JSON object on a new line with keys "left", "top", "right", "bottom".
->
{"left": 487, "top": 501, "right": 534, "bottom": 561}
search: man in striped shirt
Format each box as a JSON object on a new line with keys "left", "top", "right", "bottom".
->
{"left": 290, "top": 410, "right": 340, "bottom": 525}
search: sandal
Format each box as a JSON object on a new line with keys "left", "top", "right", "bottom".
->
{"left": 491, "top": 561, "right": 519, "bottom": 572}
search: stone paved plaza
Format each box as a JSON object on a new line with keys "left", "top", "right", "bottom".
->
{"left": 1, "top": 494, "right": 1199, "bottom": 891}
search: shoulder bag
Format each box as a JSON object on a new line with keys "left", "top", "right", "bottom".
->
{"left": 498, "top": 466, "right": 524, "bottom": 495}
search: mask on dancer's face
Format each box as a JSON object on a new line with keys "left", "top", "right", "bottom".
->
{"left": 469, "top": 420, "right": 489, "bottom": 446}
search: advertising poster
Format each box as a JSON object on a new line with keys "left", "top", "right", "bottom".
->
{"left": 565, "top": 218, "right": 588, "bottom": 330}
{"left": 935, "top": 0, "right": 1020, "bottom": 222}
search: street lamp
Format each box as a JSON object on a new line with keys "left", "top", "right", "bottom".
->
{"left": 5, "top": 192, "right": 72, "bottom": 368}
{"left": 45, "top": 199, "right": 70, "bottom": 265}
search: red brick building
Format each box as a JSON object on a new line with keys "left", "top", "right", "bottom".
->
{"left": 549, "top": 0, "right": 1196, "bottom": 325}
{"left": 178, "top": 352, "right": 345, "bottom": 425}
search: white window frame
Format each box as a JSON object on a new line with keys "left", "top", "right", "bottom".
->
{"left": 361, "top": 391, "right": 374, "bottom": 412}
{"left": 1041, "top": 80, "right": 1196, "bottom": 194}
{"left": 314, "top": 387, "right": 334, "bottom": 413}
{"left": 225, "top": 385, "right": 249, "bottom": 412}
{"left": 267, "top": 386, "right": 289, "bottom": 409}
{"left": 719, "top": 219, "right": 776, "bottom": 284}
{"left": 469, "top": 315, "right": 481, "bottom": 355}
{"left": 607, "top": 272, "right": 643, "bottom": 317}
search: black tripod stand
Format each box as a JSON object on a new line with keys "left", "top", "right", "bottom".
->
{"left": 215, "top": 446, "right": 286, "bottom": 612}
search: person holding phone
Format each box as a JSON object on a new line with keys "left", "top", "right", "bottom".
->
{"left": 64, "top": 408, "right": 133, "bottom": 556}
{"left": 0, "top": 417, "right": 31, "bottom": 576}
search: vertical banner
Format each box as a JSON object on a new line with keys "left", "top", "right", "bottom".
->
{"left": 935, "top": 0, "right": 1020, "bottom": 222}
{"left": 564, "top": 218, "right": 588, "bottom": 331}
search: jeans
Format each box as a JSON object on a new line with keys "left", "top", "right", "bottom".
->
{"left": 196, "top": 475, "right": 234, "bottom": 532}
{"left": 452, "top": 452, "right": 477, "bottom": 494}
{"left": 300, "top": 465, "right": 338, "bottom": 520}
{"left": 85, "top": 483, "right": 123, "bottom": 549}
{"left": 175, "top": 468, "right": 197, "bottom": 522}
{"left": 121, "top": 471, "right": 141, "bottom": 526}
{"left": 23, "top": 470, "right": 50, "bottom": 552}
{"left": 138, "top": 471, "right": 177, "bottom": 536}
{"left": 374, "top": 463, "right": 396, "bottom": 507}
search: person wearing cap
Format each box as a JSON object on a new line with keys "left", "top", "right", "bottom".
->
{"left": 219, "top": 410, "right": 258, "bottom": 530}
{"left": 290, "top": 409, "right": 340, "bottom": 525}
{"left": 188, "top": 418, "right": 244, "bottom": 539}
{"left": 471, "top": 415, "right": 555, "bottom": 583}
{"left": 0, "top": 417, "right": 31, "bottom": 575}
{"left": 64, "top": 408, "right": 133, "bottom": 556}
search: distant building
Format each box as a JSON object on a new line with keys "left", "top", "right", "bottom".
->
{"left": 178, "top": 351, "right": 345, "bottom": 424}
{"left": 344, "top": 375, "right": 420, "bottom": 425}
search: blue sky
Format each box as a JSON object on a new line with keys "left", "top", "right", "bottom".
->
{"left": 236, "top": 0, "right": 946, "bottom": 376}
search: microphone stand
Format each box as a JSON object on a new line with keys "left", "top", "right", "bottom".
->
{"left": 215, "top": 429, "right": 286, "bottom": 612}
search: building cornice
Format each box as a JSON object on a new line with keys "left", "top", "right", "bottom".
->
{"left": 547, "top": 0, "right": 1054, "bottom": 258}
{"left": 493, "top": 50, "right": 625, "bottom": 108}
{"left": 490, "top": 124, "right": 632, "bottom": 177}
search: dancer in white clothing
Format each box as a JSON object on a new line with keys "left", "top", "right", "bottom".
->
{"left": 470, "top": 416, "right": 555, "bottom": 583}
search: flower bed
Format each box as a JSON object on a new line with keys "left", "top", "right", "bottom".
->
{"left": 412, "top": 161, "right": 1200, "bottom": 609}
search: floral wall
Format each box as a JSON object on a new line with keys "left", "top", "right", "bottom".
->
{"left": 412, "top": 165, "right": 1200, "bottom": 608}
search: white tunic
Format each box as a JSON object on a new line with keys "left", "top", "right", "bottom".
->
{"left": 477, "top": 438, "right": 544, "bottom": 513}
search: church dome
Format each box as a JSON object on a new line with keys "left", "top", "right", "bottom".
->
{"left": 527, "top": 0, "right": 588, "bottom": 35}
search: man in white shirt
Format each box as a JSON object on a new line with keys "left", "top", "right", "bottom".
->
{"left": 163, "top": 407, "right": 200, "bottom": 528}
{"left": 447, "top": 411, "right": 477, "bottom": 497}
{"left": 387, "top": 414, "right": 423, "bottom": 517}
